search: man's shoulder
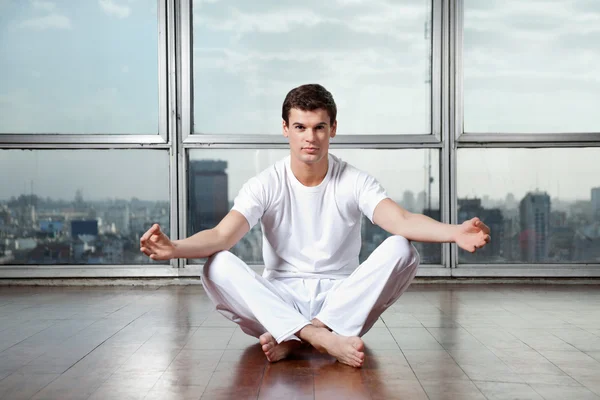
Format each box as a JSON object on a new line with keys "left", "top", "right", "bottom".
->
{"left": 244, "top": 156, "right": 289, "bottom": 192}
{"left": 330, "top": 154, "right": 370, "bottom": 182}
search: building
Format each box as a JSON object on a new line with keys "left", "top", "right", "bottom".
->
{"left": 188, "top": 160, "right": 229, "bottom": 235}
{"left": 457, "top": 198, "right": 504, "bottom": 262}
{"left": 71, "top": 220, "right": 99, "bottom": 238}
{"left": 519, "top": 192, "right": 551, "bottom": 263}
{"left": 419, "top": 208, "right": 442, "bottom": 264}
{"left": 40, "top": 220, "right": 64, "bottom": 236}
{"left": 103, "top": 204, "right": 131, "bottom": 235}
{"left": 592, "top": 187, "right": 600, "bottom": 220}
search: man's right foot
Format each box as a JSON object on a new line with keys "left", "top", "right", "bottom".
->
{"left": 322, "top": 334, "right": 365, "bottom": 368}
{"left": 299, "top": 325, "right": 365, "bottom": 368}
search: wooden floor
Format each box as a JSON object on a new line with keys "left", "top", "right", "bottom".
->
{"left": 1, "top": 284, "right": 600, "bottom": 400}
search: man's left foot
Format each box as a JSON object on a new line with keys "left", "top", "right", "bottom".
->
{"left": 259, "top": 332, "right": 301, "bottom": 362}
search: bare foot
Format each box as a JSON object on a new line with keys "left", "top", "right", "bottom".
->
{"left": 322, "top": 335, "right": 365, "bottom": 368}
{"left": 259, "top": 332, "right": 300, "bottom": 362}
{"left": 297, "top": 325, "right": 365, "bottom": 368}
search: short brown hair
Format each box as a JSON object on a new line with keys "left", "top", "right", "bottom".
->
{"left": 282, "top": 84, "right": 337, "bottom": 126}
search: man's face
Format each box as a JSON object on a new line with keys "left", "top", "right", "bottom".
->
{"left": 283, "top": 108, "right": 337, "bottom": 165}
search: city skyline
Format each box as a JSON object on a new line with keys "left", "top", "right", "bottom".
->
{"left": 2, "top": 148, "right": 600, "bottom": 203}
{"left": 2, "top": 160, "right": 599, "bottom": 265}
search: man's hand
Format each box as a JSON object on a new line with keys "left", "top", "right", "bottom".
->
{"left": 140, "top": 224, "right": 177, "bottom": 260}
{"left": 454, "top": 217, "right": 491, "bottom": 253}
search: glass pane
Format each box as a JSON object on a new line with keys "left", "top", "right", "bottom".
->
{"left": 0, "top": 150, "right": 169, "bottom": 265}
{"left": 463, "top": 0, "right": 600, "bottom": 133}
{"left": 192, "top": 0, "right": 432, "bottom": 135}
{"left": 457, "top": 148, "right": 600, "bottom": 264}
{"left": 188, "top": 149, "right": 441, "bottom": 265}
{"left": 0, "top": 1, "right": 159, "bottom": 134}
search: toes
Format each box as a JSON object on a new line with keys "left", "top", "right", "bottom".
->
{"left": 259, "top": 334, "right": 272, "bottom": 346}
{"left": 351, "top": 338, "right": 365, "bottom": 352}
{"left": 260, "top": 332, "right": 276, "bottom": 345}
{"left": 262, "top": 343, "right": 272, "bottom": 352}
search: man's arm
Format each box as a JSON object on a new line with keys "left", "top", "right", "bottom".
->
{"left": 140, "top": 210, "right": 250, "bottom": 260}
{"left": 372, "top": 198, "right": 490, "bottom": 253}
{"left": 172, "top": 210, "right": 250, "bottom": 259}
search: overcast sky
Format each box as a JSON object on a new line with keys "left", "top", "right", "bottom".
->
{"left": 0, "top": 0, "right": 598, "bottom": 204}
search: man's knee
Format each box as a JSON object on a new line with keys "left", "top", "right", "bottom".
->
{"left": 201, "top": 250, "right": 243, "bottom": 284}
{"left": 379, "top": 235, "right": 420, "bottom": 272}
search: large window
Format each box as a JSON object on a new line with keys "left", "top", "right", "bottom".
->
{"left": 192, "top": 0, "right": 433, "bottom": 135}
{"left": 187, "top": 149, "right": 441, "bottom": 265}
{"left": 0, "top": 0, "right": 159, "bottom": 134}
{"left": 0, "top": 150, "right": 170, "bottom": 265}
{"left": 457, "top": 148, "right": 600, "bottom": 264}
{"left": 1, "top": 0, "right": 599, "bottom": 278}
{"left": 463, "top": 0, "right": 600, "bottom": 133}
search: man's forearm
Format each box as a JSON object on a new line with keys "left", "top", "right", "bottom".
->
{"left": 172, "top": 229, "right": 229, "bottom": 259}
{"left": 394, "top": 213, "right": 459, "bottom": 243}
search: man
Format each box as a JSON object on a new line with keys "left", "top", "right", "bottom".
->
{"left": 140, "top": 84, "right": 490, "bottom": 368}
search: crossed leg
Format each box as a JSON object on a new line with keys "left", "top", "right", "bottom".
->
{"left": 201, "top": 236, "right": 419, "bottom": 367}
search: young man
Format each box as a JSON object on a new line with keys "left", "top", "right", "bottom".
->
{"left": 140, "top": 84, "right": 490, "bottom": 368}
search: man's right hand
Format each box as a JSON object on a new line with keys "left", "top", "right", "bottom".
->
{"left": 140, "top": 224, "right": 176, "bottom": 260}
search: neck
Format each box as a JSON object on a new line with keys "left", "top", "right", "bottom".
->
{"left": 290, "top": 154, "right": 329, "bottom": 187}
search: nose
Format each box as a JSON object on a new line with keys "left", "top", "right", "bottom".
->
{"left": 305, "top": 128, "right": 317, "bottom": 142}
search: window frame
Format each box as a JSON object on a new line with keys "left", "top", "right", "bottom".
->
{"left": 454, "top": 0, "right": 600, "bottom": 145}
{"left": 450, "top": 0, "right": 600, "bottom": 275}
{"left": 1, "top": 0, "right": 598, "bottom": 279}
{"left": 180, "top": 0, "right": 443, "bottom": 145}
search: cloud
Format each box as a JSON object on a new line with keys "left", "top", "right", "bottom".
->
{"left": 32, "top": 0, "right": 56, "bottom": 12}
{"left": 195, "top": 3, "right": 427, "bottom": 43}
{"left": 194, "top": 0, "right": 220, "bottom": 4}
{"left": 99, "top": 0, "right": 131, "bottom": 19}
{"left": 196, "top": 7, "right": 331, "bottom": 35}
{"left": 19, "top": 13, "right": 71, "bottom": 30}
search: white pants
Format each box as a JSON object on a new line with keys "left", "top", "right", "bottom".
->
{"left": 201, "top": 235, "right": 420, "bottom": 343}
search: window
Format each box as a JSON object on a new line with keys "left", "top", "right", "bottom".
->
{"left": 192, "top": 0, "right": 433, "bottom": 135}
{"left": 463, "top": 0, "right": 600, "bottom": 133}
{"left": 457, "top": 148, "right": 600, "bottom": 264}
{"left": 0, "top": 1, "right": 159, "bottom": 134}
{"left": 187, "top": 149, "right": 441, "bottom": 265}
{"left": 0, "top": 150, "right": 169, "bottom": 265}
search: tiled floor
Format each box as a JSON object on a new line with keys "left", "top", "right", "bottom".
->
{"left": 1, "top": 284, "right": 600, "bottom": 399}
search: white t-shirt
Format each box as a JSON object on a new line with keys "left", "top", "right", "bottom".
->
{"left": 232, "top": 154, "right": 389, "bottom": 280}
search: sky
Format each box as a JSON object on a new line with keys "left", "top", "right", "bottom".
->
{"left": 0, "top": 0, "right": 158, "bottom": 134}
{"left": 0, "top": 0, "right": 599, "bottom": 203}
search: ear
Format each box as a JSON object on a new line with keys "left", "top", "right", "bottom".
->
{"left": 282, "top": 119, "right": 289, "bottom": 138}
{"left": 330, "top": 120, "right": 337, "bottom": 139}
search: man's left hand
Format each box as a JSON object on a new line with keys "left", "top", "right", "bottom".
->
{"left": 455, "top": 217, "right": 491, "bottom": 253}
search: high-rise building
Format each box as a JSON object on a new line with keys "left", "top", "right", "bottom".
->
{"left": 519, "top": 192, "right": 550, "bottom": 262}
{"left": 420, "top": 208, "right": 442, "bottom": 264}
{"left": 188, "top": 160, "right": 228, "bottom": 235}
{"left": 71, "top": 220, "right": 98, "bottom": 238}
{"left": 457, "top": 198, "right": 504, "bottom": 261}
{"left": 592, "top": 187, "right": 600, "bottom": 220}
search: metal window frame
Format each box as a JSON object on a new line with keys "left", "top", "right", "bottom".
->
{"left": 2, "top": 0, "right": 599, "bottom": 279}
{"left": 450, "top": 0, "right": 600, "bottom": 276}
{"left": 180, "top": 0, "right": 443, "bottom": 146}
{"left": 0, "top": 1, "right": 169, "bottom": 144}
{"left": 177, "top": 0, "right": 450, "bottom": 277}
{"left": 0, "top": 0, "right": 179, "bottom": 276}
{"left": 454, "top": 0, "right": 600, "bottom": 146}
